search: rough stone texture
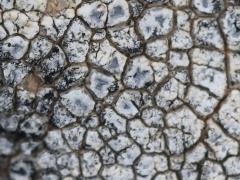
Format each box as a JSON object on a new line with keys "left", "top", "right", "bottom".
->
{"left": 0, "top": 0, "right": 240, "bottom": 179}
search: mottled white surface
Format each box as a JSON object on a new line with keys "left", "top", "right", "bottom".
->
{"left": 0, "top": 0, "right": 240, "bottom": 179}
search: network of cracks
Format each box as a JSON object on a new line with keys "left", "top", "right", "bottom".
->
{"left": 0, "top": 0, "right": 240, "bottom": 179}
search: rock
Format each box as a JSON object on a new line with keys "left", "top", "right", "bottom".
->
{"left": 190, "top": 48, "right": 225, "bottom": 69}
{"left": 36, "top": 151, "right": 57, "bottom": 170}
{"left": 176, "top": 10, "right": 191, "bottom": 31}
{"left": 143, "top": 0, "right": 169, "bottom": 4}
{"left": 10, "top": 158, "right": 35, "bottom": 180}
{"left": 129, "top": 0, "right": 144, "bottom": 18}
{"left": 15, "top": 0, "right": 47, "bottom": 12}
{"left": 154, "top": 171, "right": 178, "bottom": 180}
{"left": 0, "top": 25, "right": 7, "bottom": 40}
{"left": 108, "top": 134, "right": 133, "bottom": 152}
{"left": 169, "top": 51, "right": 189, "bottom": 68}
{"left": 186, "top": 143, "right": 207, "bottom": 163}
{"left": 0, "top": 0, "right": 14, "bottom": 10}
{"left": 40, "top": 9, "right": 75, "bottom": 41}
{"left": 151, "top": 61, "right": 169, "bottom": 83}
{"left": 171, "top": 0, "right": 189, "bottom": 7}
{"left": 0, "top": 113, "right": 23, "bottom": 132}
{"left": 180, "top": 163, "right": 198, "bottom": 180}
{"left": 16, "top": 87, "right": 35, "bottom": 113}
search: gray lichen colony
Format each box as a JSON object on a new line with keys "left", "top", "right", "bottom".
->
{"left": 0, "top": 0, "right": 240, "bottom": 179}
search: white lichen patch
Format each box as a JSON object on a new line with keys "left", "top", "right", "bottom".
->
{"left": 3, "top": 10, "right": 39, "bottom": 39}
{"left": 146, "top": 39, "right": 168, "bottom": 60}
{"left": 129, "top": 119, "right": 165, "bottom": 153}
{"left": 88, "top": 40, "right": 127, "bottom": 79}
{"left": 193, "top": 18, "right": 224, "bottom": 49}
{"left": 171, "top": 30, "right": 193, "bottom": 49}
{"left": 88, "top": 70, "right": 116, "bottom": 99}
{"left": 155, "top": 78, "right": 186, "bottom": 111}
{"left": 221, "top": 7, "right": 240, "bottom": 51}
{"left": 107, "top": 0, "right": 130, "bottom": 26}
{"left": 185, "top": 86, "right": 219, "bottom": 116}
{"left": 204, "top": 119, "right": 238, "bottom": 160}
{"left": 77, "top": 1, "right": 107, "bottom": 29}
{"left": 228, "top": 52, "right": 240, "bottom": 85}
{"left": 114, "top": 90, "right": 142, "bottom": 119}
{"left": 108, "top": 25, "right": 143, "bottom": 56}
{"left": 1, "top": 1, "right": 240, "bottom": 179}
{"left": 137, "top": 7, "right": 173, "bottom": 40}
{"left": 217, "top": 90, "right": 240, "bottom": 140}
{"left": 60, "top": 88, "right": 95, "bottom": 117}
{"left": 192, "top": 0, "right": 224, "bottom": 14}
{"left": 62, "top": 18, "right": 92, "bottom": 63}
{"left": 40, "top": 9, "right": 75, "bottom": 41}
{"left": 165, "top": 106, "right": 204, "bottom": 154}
{"left": 192, "top": 64, "right": 227, "bottom": 97}
{"left": 2, "top": 61, "right": 31, "bottom": 86}
{"left": 123, "top": 56, "right": 154, "bottom": 89}
{"left": 0, "top": 35, "right": 29, "bottom": 60}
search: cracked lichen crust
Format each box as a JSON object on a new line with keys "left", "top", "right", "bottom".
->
{"left": 0, "top": 0, "right": 240, "bottom": 179}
